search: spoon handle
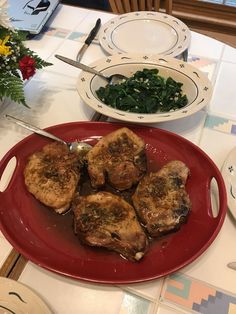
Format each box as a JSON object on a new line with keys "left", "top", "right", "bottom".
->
{"left": 55, "top": 54, "right": 108, "bottom": 80}
{"left": 5, "top": 115, "right": 67, "bottom": 145}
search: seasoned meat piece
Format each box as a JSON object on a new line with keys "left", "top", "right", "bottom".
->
{"left": 24, "top": 142, "right": 81, "bottom": 214}
{"left": 87, "top": 127, "right": 146, "bottom": 190}
{"left": 132, "top": 160, "right": 191, "bottom": 237}
{"left": 73, "top": 191, "right": 148, "bottom": 261}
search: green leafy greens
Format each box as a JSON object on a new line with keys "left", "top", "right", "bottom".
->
{"left": 96, "top": 68, "right": 188, "bottom": 114}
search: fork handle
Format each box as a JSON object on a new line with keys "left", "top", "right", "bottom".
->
{"left": 5, "top": 115, "right": 67, "bottom": 145}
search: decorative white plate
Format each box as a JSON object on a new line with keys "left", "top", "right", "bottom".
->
{"left": 77, "top": 53, "right": 212, "bottom": 124}
{"left": 99, "top": 11, "right": 191, "bottom": 57}
{"left": 221, "top": 147, "right": 236, "bottom": 221}
{"left": 0, "top": 277, "right": 52, "bottom": 314}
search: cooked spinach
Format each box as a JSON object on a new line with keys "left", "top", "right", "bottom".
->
{"left": 96, "top": 68, "right": 188, "bottom": 114}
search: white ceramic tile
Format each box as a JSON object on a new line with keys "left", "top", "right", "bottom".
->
{"left": 155, "top": 304, "right": 187, "bottom": 314}
{"left": 149, "top": 110, "right": 207, "bottom": 145}
{"left": 0, "top": 110, "right": 29, "bottom": 159}
{"left": 47, "top": 38, "right": 106, "bottom": 77}
{"left": 179, "top": 213, "right": 236, "bottom": 294}
{"left": 120, "top": 292, "right": 154, "bottom": 314}
{"left": 119, "top": 279, "right": 164, "bottom": 301}
{"left": 199, "top": 126, "right": 236, "bottom": 168}
{"left": 18, "top": 263, "right": 153, "bottom": 314}
{"left": 222, "top": 45, "right": 236, "bottom": 63}
{"left": 73, "top": 10, "right": 115, "bottom": 34}
{"left": 47, "top": 4, "right": 90, "bottom": 30}
{"left": 24, "top": 35, "right": 65, "bottom": 61}
{"left": 72, "top": 18, "right": 100, "bottom": 39}
{"left": 0, "top": 237, "right": 12, "bottom": 268}
{"left": 75, "top": 41, "right": 108, "bottom": 65}
{"left": 176, "top": 127, "right": 236, "bottom": 294}
{"left": 21, "top": 70, "right": 94, "bottom": 125}
{"left": 85, "top": 10, "right": 116, "bottom": 25}
{"left": 208, "top": 61, "right": 236, "bottom": 120}
{"left": 189, "top": 32, "right": 224, "bottom": 60}
{"left": 47, "top": 39, "right": 84, "bottom": 77}
{"left": 0, "top": 72, "right": 94, "bottom": 146}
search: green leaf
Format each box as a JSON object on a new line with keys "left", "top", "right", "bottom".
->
{"left": 0, "top": 73, "right": 29, "bottom": 107}
{"left": 0, "top": 26, "right": 52, "bottom": 107}
{"left": 96, "top": 68, "right": 188, "bottom": 114}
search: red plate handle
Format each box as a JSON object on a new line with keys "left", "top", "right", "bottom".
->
{"left": 207, "top": 168, "right": 227, "bottom": 223}
{"left": 0, "top": 150, "right": 19, "bottom": 194}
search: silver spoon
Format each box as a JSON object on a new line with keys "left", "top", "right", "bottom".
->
{"left": 5, "top": 115, "right": 92, "bottom": 154}
{"left": 55, "top": 54, "right": 127, "bottom": 85}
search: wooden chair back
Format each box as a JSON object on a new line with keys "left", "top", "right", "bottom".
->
{"left": 108, "top": 0, "right": 173, "bottom": 15}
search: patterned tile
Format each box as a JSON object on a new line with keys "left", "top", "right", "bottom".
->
{"left": 68, "top": 31, "right": 85, "bottom": 42}
{"left": 205, "top": 114, "right": 236, "bottom": 135}
{"left": 192, "top": 291, "right": 236, "bottom": 314}
{"left": 161, "top": 273, "right": 236, "bottom": 314}
{"left": 188, "top": 55, "right": 217, "bottom": 81}
{"left": 43, "top": 26, "right": 87, "bottom": 42}
{"left": 43, "top": 26, "right": 70, "bottom": 38}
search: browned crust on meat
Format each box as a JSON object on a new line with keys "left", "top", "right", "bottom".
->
{"left": 87, "top": 127, "right": 147, "bottom": 190}
{"left": 73, "top": 191, "right": 148, "bottom": 261}
{"left": 24, "top": 142, "right": 81, "bottom": 213}
{"left": 132, "top": 160, "right": 191, "bottom": 237}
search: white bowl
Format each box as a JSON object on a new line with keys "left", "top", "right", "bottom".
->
{"left": 77, "top": 54, "right": 212, "bottom": 123}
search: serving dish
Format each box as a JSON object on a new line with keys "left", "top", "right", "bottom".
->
{"left": 221, "top": 146, "right": 236, "bottom": 221}
{"left": 77, "top": 54, "right": 212, "bottom": 123}
{"left": 0, "top": 277, "right": 52, "bottom": 313}
{"left": 99, "top": 11, "right": 191, "bottom": 57}
{"left": 0, "top": 122, "right": 226, "bottom": 284}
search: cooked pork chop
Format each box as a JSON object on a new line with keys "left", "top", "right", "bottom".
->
{"left": 132, "top": 160, "right": 191, "bottom": 237}
{"left": 24, "top": 142, "right": 81, "bottom": 214}
{"left": 73, "top": 191, "right": 148, "bottom": 261}
{"left": 87, "top": 127, "right": 146, "bottom": 190}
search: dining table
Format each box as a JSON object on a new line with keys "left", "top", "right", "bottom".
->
{"left": 0, "top": 3, "right": 236, "bottom": 314}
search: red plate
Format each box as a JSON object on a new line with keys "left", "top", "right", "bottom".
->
{"left": 0, "top": 122, "right": 227, "bottom": 284}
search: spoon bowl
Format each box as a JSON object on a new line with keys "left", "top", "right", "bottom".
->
{"left": 55, "top": 54, "right": 127, "bottom": 85}
{"left": 5, "top": 115, "right": 92, "bottom": 155}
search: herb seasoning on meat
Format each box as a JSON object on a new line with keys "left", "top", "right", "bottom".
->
{"left": 96, "top": 68, "right": 188, "bottom": 114}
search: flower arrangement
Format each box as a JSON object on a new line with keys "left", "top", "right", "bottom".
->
{"left": 0, "top": 0, "right": 52, "bottom": 106}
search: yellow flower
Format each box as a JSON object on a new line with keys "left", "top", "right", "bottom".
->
{"left": 0, "top": 35, "right": 12, "bottom": 56}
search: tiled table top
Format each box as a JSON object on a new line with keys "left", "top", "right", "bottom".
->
{"left": 0, "top": 4, "right": 236, "bottom": 314}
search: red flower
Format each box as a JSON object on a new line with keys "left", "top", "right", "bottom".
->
{"left": 19, "top": 56, "right": 36, "bottom": 80}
